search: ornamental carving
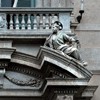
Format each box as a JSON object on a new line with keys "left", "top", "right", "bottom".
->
{"left": 5, "top": 71, "right": 41, "bottom": 87}
{"left": 0, "top": 14, "right": 6, "bottom": 29}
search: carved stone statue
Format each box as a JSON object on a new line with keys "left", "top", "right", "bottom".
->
{"left": 44, "top": 21, "right": 87, "bottom": 66}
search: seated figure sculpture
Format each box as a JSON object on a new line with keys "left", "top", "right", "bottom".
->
{"left": 44, "top": 21, "right": 87, "bottom": 66}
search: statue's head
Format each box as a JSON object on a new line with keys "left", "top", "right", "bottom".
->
{"left": 53, "top": 21, "right": 63, "bottom": 30}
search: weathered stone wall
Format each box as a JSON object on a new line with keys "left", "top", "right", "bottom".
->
{"left": 73, "top": 0, "right": 100, "bottom": 70}
{"left": 74, "top": 0, "right": 100, "bottom": 100}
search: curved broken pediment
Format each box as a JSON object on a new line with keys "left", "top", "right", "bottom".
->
{"left": 10, "top": 46, "right": 92, "bottom": 79}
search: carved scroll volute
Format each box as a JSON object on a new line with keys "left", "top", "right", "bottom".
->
{"left": 0, "top": 13, "right": 6, "bottom": 30}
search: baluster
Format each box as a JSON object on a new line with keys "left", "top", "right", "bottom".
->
{"left": 9, "top": 14, "right": 13, "bottom": 29}
{"left": 21, "top": 14, "right": 25, "bottom": 30}
{"left": 54, "top": 14, "right": 59, "bottom": 21}
{"left": 51, "top": 14, "right": 59, "bottom": 27}
{"left": 49, "top": 14, "right": 52, "bottom": 29}
{"left": 45, "top": 14, "right": 49, "bottom": 29}
{"left": 39, "top": 14, "right": 43, "bottom": 29}
{"left": 51, "top": 14, "right": 55, "bottom": 25}
{"left": 43, "top": 14, "right": 46, "bottom": 29}
{"left": 5, "top": 14, "right": 7, "bottom": 29}
{"left": 37, "top": 14, "right": 40, "bottom": 29}
{"left": 33, "top": 14, "right": 37, "bottom": 29}
{"left": 27, "top": 14, "right": 31, "bottom": 30}
{"left": 15, "top": 14, "right": 19, "bottom": 30}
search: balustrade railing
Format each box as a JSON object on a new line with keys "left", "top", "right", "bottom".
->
{"left": 0, "top": 8, "right": 61, "bottom": 31}
{"left": 0, "top": 8, "right": 73, "bottom": 31}
{"left": 7, "top": 13, "right": 59, "bottom": 30}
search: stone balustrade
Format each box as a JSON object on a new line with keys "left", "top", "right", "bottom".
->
{"left": 0, "top": 8, "right": 73, "bottom": 32}
{"left": 7, "top": 13, "right": 59, "bottom": 30}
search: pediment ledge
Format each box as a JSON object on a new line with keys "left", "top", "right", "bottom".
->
{"left": 10, "top": 46, "right": 93, "bottom": 80}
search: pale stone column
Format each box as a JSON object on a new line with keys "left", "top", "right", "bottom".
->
{"left": 59, "top": 13, "right": 71, "bottom": 32}
{"left": 36, "top": 0, "right": 43, "bottom": 8}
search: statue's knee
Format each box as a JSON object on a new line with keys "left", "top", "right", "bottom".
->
{"left": 73, "top": 48, "right": 78, "bottom": 52}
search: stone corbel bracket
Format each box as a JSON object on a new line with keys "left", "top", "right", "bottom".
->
{"left": 82, "top": 86, "right": 98, "bottom": 99}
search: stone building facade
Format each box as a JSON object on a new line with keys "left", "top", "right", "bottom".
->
{"left": 0, "top": 0, "right": 99, "bottom": 100}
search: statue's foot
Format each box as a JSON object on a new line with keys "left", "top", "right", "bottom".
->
{"left": 82, "top": 61, "right": 88, "bottom": 66}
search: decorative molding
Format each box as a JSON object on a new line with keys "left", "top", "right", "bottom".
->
{"left": 54, "top": 88, "right": 78, "bottom": 94}
{"left": 49, "top": 67, "right": 74, "bottom": 78}
{"left": 0, "top": 8, "right": 73, "bottom": 13}
{"left": 6, "top": 65, "right": 43, "bottom": 79}
{"left": 5, "top": 74, "right": 41, "bottom": 87}
{"left": 46, "top": 78, "right": 89, "bottom": 86}
{"left": 0, "top": 62, "right": 8, "bottom": 67}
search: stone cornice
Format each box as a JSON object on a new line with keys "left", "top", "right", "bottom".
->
{"left": 46, "top": 78, "right": 89, "bottom": 86}
{"left": 0, "top": 8, "right": 73, "bottom": 13}
{"left": 0, "top": 85, "right": 97, "bottom": 98}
